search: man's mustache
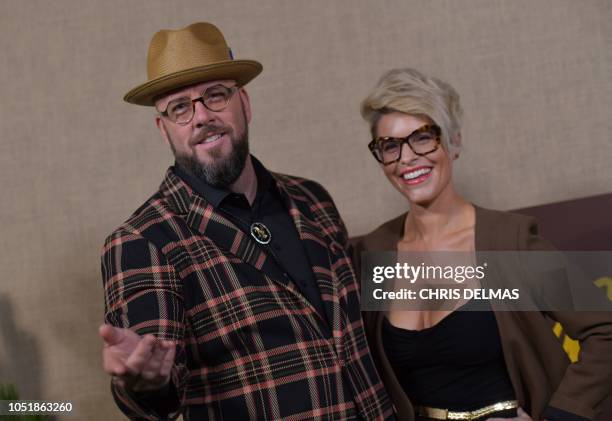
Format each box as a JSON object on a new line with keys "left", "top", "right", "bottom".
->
{"left": 191, "top": 124, "right": 231, "bottom": 145}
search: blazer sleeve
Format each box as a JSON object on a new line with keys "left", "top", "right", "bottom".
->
{"left": 519, "top": 218, "right": 612, "bottom": 420}
{"left": 101, "top": 230, "right": 189, "bottom": 420}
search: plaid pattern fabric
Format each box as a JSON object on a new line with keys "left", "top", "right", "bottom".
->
{"left": 102, "top": 168, "right": 393, "bottom": 420}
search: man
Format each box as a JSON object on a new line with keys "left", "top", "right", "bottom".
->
{"left": 99, "top": 22, "right": 393, "bottom": 420}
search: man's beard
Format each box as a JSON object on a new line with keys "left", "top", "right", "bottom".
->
{"left": 173, "top": 125, "right": 249, "bottom": 188}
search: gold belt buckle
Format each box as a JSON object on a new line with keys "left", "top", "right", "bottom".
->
{"left": 427, "top": 407, "right": 449, "bottom": 419}
{"left": 416, "top": 400, "right": 518, "bottom": 420}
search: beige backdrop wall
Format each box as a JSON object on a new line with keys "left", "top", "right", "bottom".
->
{"left": 1, "top": 0, "right": 610, "bottom": 419}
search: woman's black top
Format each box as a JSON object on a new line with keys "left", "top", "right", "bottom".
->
{"left": 382, "top": 299, "right": 516, "bottom": 411}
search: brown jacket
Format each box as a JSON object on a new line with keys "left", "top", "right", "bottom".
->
{"left": 351, "top": 206, "right": 612, "bottom": 420}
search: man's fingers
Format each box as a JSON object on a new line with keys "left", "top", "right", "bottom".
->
{"left": 99, "top": 324, "right": 124, "bottom": 346}
{"left": 140, "top": 342, "right": 169, "bottom": 380}
{"left": 159, "top": 342, "right": 176, "bottom": 378}
{"left": 101, "top": 333, "right": 132, "bottom": 376}
{"left": 124, "top": 334, "right": 156, "bottom": 376}
{"left": 100, "top": 325, "right": 143, "bottom": 376}
{"left": 102, "top": 350, "right": 128, "bottom": 376}
{"left": 140, "top": 341, "right": 176, "bottom": 381}
{"left": 101, "top": 330, "right": 177, "bottom": 391}
{"left": 99, "top": 324, "right": 141, "bottom": 347}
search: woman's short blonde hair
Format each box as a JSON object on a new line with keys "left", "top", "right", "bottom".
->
{"left": 361, "top": 68, "right": 463, "bottom": 156}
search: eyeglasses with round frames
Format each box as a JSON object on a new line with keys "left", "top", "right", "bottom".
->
{"left": 368, "top": 124, "right": 442, "bottom": 165}
{"left": 159, "top": 84, "right": 240, "bottom": 125}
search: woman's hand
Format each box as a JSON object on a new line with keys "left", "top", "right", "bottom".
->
{"left": 487, "top": 407, "right": 537, "bottom": 421}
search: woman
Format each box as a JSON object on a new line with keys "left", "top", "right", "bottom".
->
{"left": 352, "top": 68, "right": 612, "bottom": 421}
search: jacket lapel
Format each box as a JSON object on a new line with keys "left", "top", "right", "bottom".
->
{"left": 186, "top": 194, "right": 271, "bottom": 269}
{"left": 163, "top": 169, "right": 285, "bottom": 282}
{"left": 474, "top": 206, "right": 528, "bottom": 409}
{"left": 163, "top": 169, "right": 337, "bottom": 329}
{"left": 356, "top": 212, "right": 416, "bottom": 418}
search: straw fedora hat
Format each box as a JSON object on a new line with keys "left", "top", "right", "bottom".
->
{"left": 124, "top": 22, "right": 262, "bottom": 106}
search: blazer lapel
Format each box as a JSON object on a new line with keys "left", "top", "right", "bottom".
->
{"left": 163, "top": 170, "right": 287, "bottom": 284}
{"left": 474, "top": 206, "right": 529, "bottom": 409}
{"left": 357, "top": 212, "right": 415, "bottom": 418}
{"left": 164, "top": 169, "right": 332, "bottom": 337}
{"left": 185, "top": 194, "right": 271, "bottom": 269}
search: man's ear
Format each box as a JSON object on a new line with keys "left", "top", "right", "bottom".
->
{"left": 238, "top": 88, "right": 252, "bottom": 124}
{"left": 155, "top": 115, "right": 171, "bottom": 146}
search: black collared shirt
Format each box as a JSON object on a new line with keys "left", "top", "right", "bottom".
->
{"left": 173, "top": 156, "right": 327, "bottom": 322}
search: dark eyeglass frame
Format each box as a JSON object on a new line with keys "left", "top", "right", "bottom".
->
{"left": 368, "top": 124, "right": 442, "bottom": 165}
{"left": 159, "top": 84, "right": 240, "bottom": 125}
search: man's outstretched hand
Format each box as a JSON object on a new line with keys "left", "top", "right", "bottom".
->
{"left": 99, "top": 324, "right": 176, "bottom": 393}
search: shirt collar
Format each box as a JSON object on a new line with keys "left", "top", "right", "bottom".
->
{"left": 173, "top": 155, "right": 276, "bottom": 209}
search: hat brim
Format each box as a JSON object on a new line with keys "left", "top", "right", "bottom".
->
{"left": 123, "top": 59, "right": 263, "bottom": 106}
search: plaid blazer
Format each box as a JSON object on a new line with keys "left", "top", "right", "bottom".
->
{"left": 102, "top": 167, "right": 393, "bottom": 421}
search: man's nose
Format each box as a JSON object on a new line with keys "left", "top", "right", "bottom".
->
{"left": 192, "top": 98, "right": 216, "bottom": 126}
